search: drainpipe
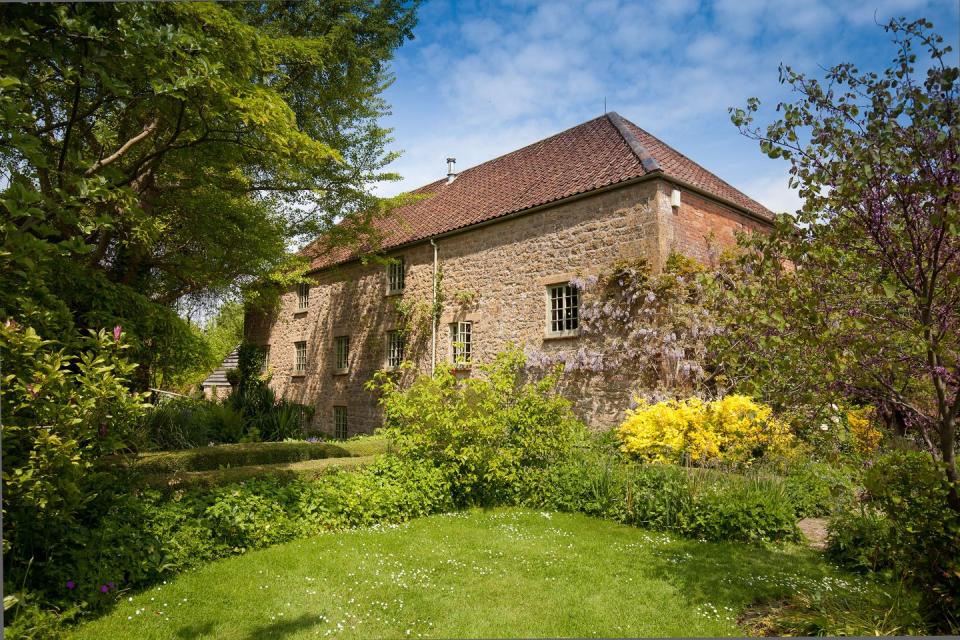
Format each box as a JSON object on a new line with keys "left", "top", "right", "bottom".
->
{"left": 430, "top": 238, "right": 438, "bottom": 375}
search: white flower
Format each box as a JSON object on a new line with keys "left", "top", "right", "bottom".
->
{"left": 820, "top": 423, "right": 829, "bottom": 431}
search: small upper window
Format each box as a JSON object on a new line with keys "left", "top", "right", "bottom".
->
{"left": 386, "top": 330, "right": 406, "bottom": 368}
{"left": 548, "top": 284, "right": 579, "bottom": 334}
{"left": 450, "top": 321, "right": 472, "bottom": 364}
{"left": 297, "top": 282, "right": 310, "bottom": 311}
{"left": 333, "top": 406, "right": 348, "bottom": 440}
{"left": 387, "top": 257, "right": 405, "bottom": 294}
{"left": 262, "top": 344, "right": 271, "bottom": 373}
{"left": 294, "top": 341, "right": 307, "bottom": 374}
{"left": 334, "top": 335, "right": 350, "bottom": 373}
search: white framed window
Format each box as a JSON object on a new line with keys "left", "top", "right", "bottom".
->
{"left": 450, "top": 321, "right": 472, "bottom": 364}
{"left": 297, "top": 282, "right": 310, "bottom": 311}
{"left": 333, "top": 406, "right": 348, "bottom": 440}
{"left": 334, "top": 335, "right": 350, "bottom": 373}
{"left": 386, "top": 330, "right": 406, "bottom": 368}
{"left": 387, "top": 257, "right": 405, "bottom": 294}
{"left": 262, "top": 344, "right": 271, "bottom": 373}
{"left": 548, "top": 284, "right": 579, "bottom": 335}
{"left": 294, "top": 341, "right": 307, "bottom": 374}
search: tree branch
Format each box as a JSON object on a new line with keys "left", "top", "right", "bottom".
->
{"left": 84, "top": 118, "right": 159, "bottom": 176}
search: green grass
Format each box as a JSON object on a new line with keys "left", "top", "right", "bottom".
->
{"left": 70, "top": 508, "right": 879, "bottom": 639}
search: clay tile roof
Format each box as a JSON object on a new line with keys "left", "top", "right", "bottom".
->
{"left": 307, "top": 113, "right": 773, "bottom": 271}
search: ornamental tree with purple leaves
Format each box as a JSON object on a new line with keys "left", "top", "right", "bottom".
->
{"left": 729, "top": 18, "right": 959, "bottom": 505}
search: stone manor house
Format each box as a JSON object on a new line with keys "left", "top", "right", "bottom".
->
{"left": 244, "top": 113, "right": 774, "bottom": 438}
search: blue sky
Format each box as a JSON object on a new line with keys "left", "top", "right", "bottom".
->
{"left": 376, "top": 0, "right": 959, "bottom": 213}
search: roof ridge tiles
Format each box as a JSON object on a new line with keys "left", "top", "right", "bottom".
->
{"left": 605, "top": 112, "right": 661, "bottom": 173}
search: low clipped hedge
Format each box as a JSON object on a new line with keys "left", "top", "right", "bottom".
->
{"left": 135, "top": 437, "right": 388, "bottom": 474}
{"left": 524, "top": 451, "right": 800, "bottom": 543}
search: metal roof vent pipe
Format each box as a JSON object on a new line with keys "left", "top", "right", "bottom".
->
{"left": 446, "top": 157, "right": 457, "bottom": 184}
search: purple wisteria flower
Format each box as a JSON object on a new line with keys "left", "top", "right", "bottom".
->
{"left": 66, "top": 580, "right": 75, "bottom": 590}
{"left": 113, "top": 325, "right": 122, "bottom": 342}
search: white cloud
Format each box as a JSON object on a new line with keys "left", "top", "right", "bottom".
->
{"left": 738, "top": 173, "right": 805, "bottom": 215}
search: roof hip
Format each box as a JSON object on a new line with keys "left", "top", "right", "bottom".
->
{"left": 606, "top": 112, "right": 661, "bottom": 173}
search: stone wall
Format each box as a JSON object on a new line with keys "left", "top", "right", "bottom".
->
{"left": 245, "top": 177, "right": 770, "bottom": 436}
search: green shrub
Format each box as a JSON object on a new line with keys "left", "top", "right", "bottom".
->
{"left": 682, "top": 469, "right": 798, "bottom": 542}
{"left": 250, "top": 398, "right": 314, "bottom": 442}
{"left": 370, "top": 348, "right": 587, "bottom": 506}
{"left": 826, "top": 508, "right": 894, "bottom": 573}
{"left": 863, "top": 451, "right": 959, "bottom": 630}
{"left": 782, "top": 460, "right": 858, "bottom": 518}
{"left": 143, "top": 398, "right": 214, "bottom": 449}
{"left": 529, "top": 449, "right": 798, "bottom": 542}
{"left": 1, "top": 322, "right": 147, "bottom": 623}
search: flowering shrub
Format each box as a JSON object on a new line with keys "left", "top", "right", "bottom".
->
{"left": 1, "top": 320, "right": 148, "bottom": 613}
{"left": 617, "top": 395, "right": 794, "bottom": 466}
{"left": 846, "top": 407, "right": 883, "bottom": 456}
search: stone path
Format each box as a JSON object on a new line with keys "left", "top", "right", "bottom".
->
{"left": 797, "top": 517, "right": 828, "bottom": 549}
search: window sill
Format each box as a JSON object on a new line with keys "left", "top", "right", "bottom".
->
{"left": 450, "top": 362, "right": 472, "bottom": 371}
{"left": 543, "top": 330, "right": 580, "bottom": 341}
{"left": 333, "top": 368, "right": 349, "bottom": 376}
{"left": 291, "top": 373, "right": 307, "bottom": 379}
{"left": 384, "top": 290, "right": 405, "bottom": 298}
{"left": 293, "top": 309, "right": 308, "bottom": 317}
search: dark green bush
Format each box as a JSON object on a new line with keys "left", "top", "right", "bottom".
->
{"left": 143, "top": 397, "right": 250, "bottom": 449}
{"left": 827, "top": 451, "right": 959, "bottom": 631}
{"left": 527, "top": 449, "right": 798, "bottom": 543}
{"left": 782, "top": 460, "right": 858, "bottom": 518}
{"left": 826, "top": 508, "right": 893, "bottom": 572}
{"left": 1, "top": 323, "right": 147, "bottom": 633}
{"left": 143, "top": 392, "right": 313, "bottom": 450}
{"left": 682, "top": 470, "right": 798, "bottom": 542}
{"left": 864, "top": 452, "right": 959, "bottom": 630}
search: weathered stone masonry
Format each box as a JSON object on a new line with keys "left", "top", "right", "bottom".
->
{"left": 244, "top": 176, "right": 769, "bottom": 436}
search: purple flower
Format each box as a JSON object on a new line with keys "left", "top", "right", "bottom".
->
{"left": 100, "top": 584, "right": 109, "bottom": 593}
{"left": 113, "top": 325, "right": 122, "bottom": 342}
{"left": 66, "top": 580, "right": 75, "bottom": 590}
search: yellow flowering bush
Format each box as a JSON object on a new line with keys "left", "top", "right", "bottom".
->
{"left": 846, "top": 406, "right": 883, "bottom": 455}
{"left": 617, "top": 395, "right": 794, "bottom": 466}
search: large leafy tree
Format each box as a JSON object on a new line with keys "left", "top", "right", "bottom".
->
{"left": 728, "top": 19, "right": 959, "bottom": 503}
{"left": 0, "top": 1, "right": 417, "bottom": 385}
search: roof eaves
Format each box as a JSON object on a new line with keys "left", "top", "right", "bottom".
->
{"left": 606, "top": 112, "right": 661, "bottom": 173}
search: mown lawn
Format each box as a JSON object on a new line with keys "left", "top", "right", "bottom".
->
{"left": 70, "top": 508, "right": 872, "bottom": 639}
